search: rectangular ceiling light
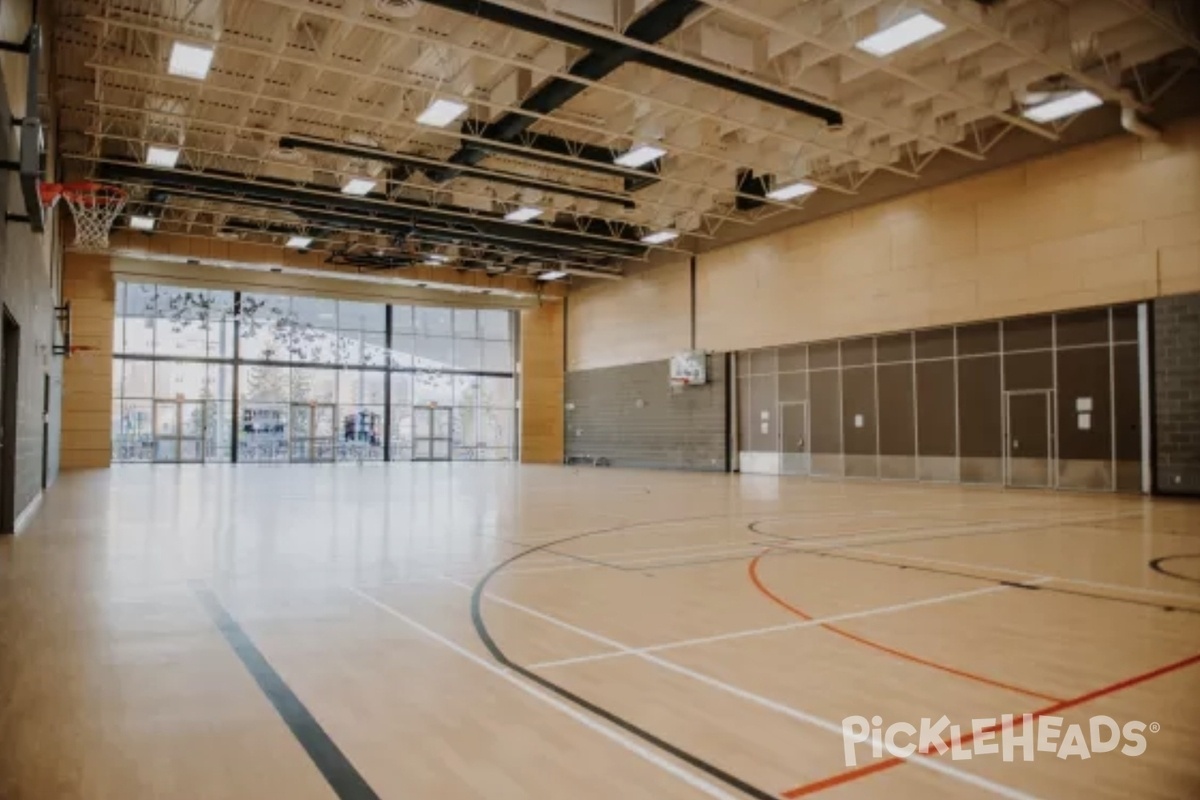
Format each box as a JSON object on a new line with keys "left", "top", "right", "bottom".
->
{"left": 614, "top": 144, "right": 667, "bottom": 168}
{"left": 766, "top": 180, "right": 817, "bottom": 201}
{"left": 424, "top": 253, "right": 449, "bottom": 264}
{"left": 641, "top": 230, "right": 679, "bottom": 245}
{"left": 417, "top": 98, "right": 469, "bottom": 128}
{"left": 341, "top": 178, "right": 377, "bottom": 196}
{"left": 504, "top": 206, "right": 543, "bottom": 222}
{"left": 1022, "top": 90, "right": 1103, "bottom": 123}
{"left": 285, "top": 235, "right": 313, "bottom": 249}
{"left": 855, "top": 13, "right": 945, "bottom": 57}
{"left": 129, "top": 215, "right": 156, "bottom": 231}
{"left": 538, "top": 270, "right": 568, "bottom": 281}
{"left": 145, "top": 145, "right": 181, "bottom": 168}
{"left": 167, "top": 42, "right": 215, "bottom": 80}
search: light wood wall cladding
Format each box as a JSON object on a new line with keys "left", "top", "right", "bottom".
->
{"left": 567, "top": 258, "right": 691, "bottom": 371}
{"left": 60, "top": 252, "right": 115, "bottom": 469}
{"left": 105, "top": 230, "right": 566, "bottom": 300}
{"left": 520, "top": 303, "right": 565, "bottom": 464}
{"left": 695, "top": 118, "right": 1200, "bottom": 353}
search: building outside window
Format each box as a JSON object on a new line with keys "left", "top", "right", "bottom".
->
{"left": 111, "top": 281, "right": 517, "bottom": 464}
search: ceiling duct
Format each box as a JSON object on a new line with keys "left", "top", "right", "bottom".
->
{"left": 277, "top": 134, "right": 638, "bottom": 208}
{"left": 99, "top": 161, "right": 645, "bottom": 265}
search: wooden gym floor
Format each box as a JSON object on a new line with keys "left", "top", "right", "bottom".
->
{"left": 1, "top": 464, "right": 1198, "bottom": 799}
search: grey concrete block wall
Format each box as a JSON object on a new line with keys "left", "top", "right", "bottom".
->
{"left": 0, "top": 61, "right": 63, "bottom": 528}
{"left": 1154, "top": 293, "right": 1200, "bottom": 496}
{"left": 564, "top": 356, "right": 727, "bottom": 471}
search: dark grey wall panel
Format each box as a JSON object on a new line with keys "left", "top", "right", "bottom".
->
{"left": 841, "top": 367, "right": 876, "bottom": 456}
{"left": 878, "top": 364, "right": 915, "bottom": 456}
{"left": 565, "top": 355, "right": 727, "bottom": 471}
{"left": 809, "top": 369, "right": 841, "bottom": 454}
{"left": 958, "top": 356, "right": 1002, "bottom": 457}
{"left": 1154, "top": 294, "right": 1200, "bottom": 495}
{"left": 916, "top": 360, "right": 956, "bottom": 457}
{"left": 1057, "top": 346, "right": 1112, "bottom": 461}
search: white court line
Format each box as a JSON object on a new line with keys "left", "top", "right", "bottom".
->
{"left": 347, "top": 585, "right": 741, "bottom": 800}
{"left": 526, "top": 580, "right": 1049, "bottom": 670}
{"left": 449, "top": 580, "right": 1045, "bottom": 800}
{"left": 853, "top": 548, "right": 1200, "bottom": 604}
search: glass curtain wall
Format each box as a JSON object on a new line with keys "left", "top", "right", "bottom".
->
{"left": 112, "top": 281, "right": 516, "bottom": 464}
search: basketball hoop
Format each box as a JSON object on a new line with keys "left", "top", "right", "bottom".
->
{"left": 64, "top": 344, "right": 99, "bottom": 359}
{"left": 669, "top": 377, "right": 690, "bottom": 394}
{"left": 40, "top": 182, "right": 127, "bottom": 251}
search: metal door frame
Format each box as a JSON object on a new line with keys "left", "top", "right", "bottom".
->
{"left": 413, "top": 405, "right": 452, "bottom": 461}
{"left": 1003, "top": 389, "right": 1053, "bottom": 488}
{"left": 153, "top": 398, "right": 205, "bottom": 463}
{"left": 778, "top": 399, "right": 810, "bottom": 475}
{"left": 289, "top": 401, "right": 336, "bottom": 462}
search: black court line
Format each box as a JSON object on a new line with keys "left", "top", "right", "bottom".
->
{"left": 789, "top": 548, "right": 1200, "bottom": 615}
{"left": 467, "top": 515, "right": 780, "bottom": 800}
{"left": 1149, "top": 554, "right": 1200, "bottom": 586}
{"left": 192, "top": 583, "right": 382, "bottom": 800}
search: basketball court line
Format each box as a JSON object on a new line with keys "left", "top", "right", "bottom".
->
{"left": 780, "top": 650, "right": 1200, "bottom": 798}
{"left": 747, "top": 554, "right": 1062, "bottom": 702}
{"left": 524, "top": 579, "right": 1051, "bottom": 672}
{"left": 845, "top": 548, "right": 1200, "bottom": 607}
{"left": 347, "top": 585, "right": 743, "bottom": 800}
{"left": 453, "top": 579, "right": 1045, "bottom": 800}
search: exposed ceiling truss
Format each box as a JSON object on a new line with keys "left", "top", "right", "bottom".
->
{"left": 52, "top": 0, "right": 1199, "bottom": 281}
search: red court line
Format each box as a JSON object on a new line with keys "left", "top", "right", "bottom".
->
{"left": 780, "top": 650, "right": 1200, "bottom": 798}
{"left": 747, "top": 552, "right": 1062, "bottom": 703}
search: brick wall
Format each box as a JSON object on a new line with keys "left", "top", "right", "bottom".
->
{"left": 564, "top": 355, "right": 727, "bottom": 471}
{"left": 1154, "top": 293, "right": 1200, "bottom": 496}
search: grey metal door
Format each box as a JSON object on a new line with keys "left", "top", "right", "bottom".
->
{"left": 779, "top": 401, "right": 810, "bottom": 475}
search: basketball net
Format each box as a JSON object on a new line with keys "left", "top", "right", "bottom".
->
{"left": 42, "top": 182, "right": 128, "bottom": 251}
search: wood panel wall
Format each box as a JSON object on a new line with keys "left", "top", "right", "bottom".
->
{"left": 567, "top": 258, "right": 691, "bottom": 371}
{"left": 60, "top": 252, "right": 114, "bottom": 469}
{"left": 519, "top": 302, "right": 565, "bottom": 464}
{"left": 696, "top": 118, "right": 1200, "bottom": 352}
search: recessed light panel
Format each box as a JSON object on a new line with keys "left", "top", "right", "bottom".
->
{"left": 766, "top": 181, "right": 817, "bottom": 201}
{"left": 417, "top": 98, "right": 469, "bottom": 128}
{"left": 641, "top": 230, "right": 679, "bottom": 245}
{"left": 538, "top": 270, "right": 568, "bottom": 281}
{"left": 129, "top": 215, "right": 156, "bottom": 231}
{"left": 145, "top": 146, "right": 180, "bottom": 168}
{"left": 855, "top": 13, "right": 945, "bottom": 57}
{"left": 504, "top": 207, "right": 543, "bottom": 222}
{"left": 1022, "top": 90, "right": 1103, "bottom": 123}
{"left": 168, "top": 42, "right": 214, "bottom": 80}
{"left": 285, "top": 235, "right": 313, "bottom": 248}
{"left": 341, "top": 178, "right": 377, "bottom": 196}
{"left": 614, "top": 145, "right": 667, "bottom": 168}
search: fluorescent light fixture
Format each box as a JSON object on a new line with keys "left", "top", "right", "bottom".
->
{"left": 424, "top": 253, "right": 449, "bottom": 265}
{"left": 504, "top": 206, "right": 543, "bottom": 222}
{"left": 145, "top": 145, "right": 181, "bottom": 168}
{"left": 129, "top": 215, "right": 156, "bottom": 231}
{"left": 417, "top": 98, "right": 469, "bottom": 128}
{"left": 614, "top": 144, "right": 666, "bottom": 168}
{"left": 167, "top": 41, "right": 215, "bottom": 80}
{"left": 538, "top": 270, "right": 568, "bottom": 281}
{"left": 855, "top": 12, "right": 945, "bottom": 57}
{"left": 1022, "top": 90, "right": 1103, "bottom": 123}
{"left": 341, "top": 178, "right": 377, "bottom": 196}
{"left": 285, "top": 235, "right": 313, "bottom": 248}
{"left": 767, "top": 180, "right": 817, "bottom": 201}
{"left": 641, "top": 230, "right": 679, "bottom": 245}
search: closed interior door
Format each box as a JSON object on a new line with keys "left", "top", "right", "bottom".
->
{"left": 779, "top": 401, "right": 809, "bottom": 475}
{"left": 414, "top": 406, "right": 452, "bottom": 461}
{"left": 1006, "top": 391, "right": 1052, "bottom": 488}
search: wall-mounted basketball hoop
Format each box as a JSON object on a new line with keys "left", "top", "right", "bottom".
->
{"left": 41, "top": 182, "right": 127, "bottom": 250}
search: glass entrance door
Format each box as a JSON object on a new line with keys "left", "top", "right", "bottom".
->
{"left": 153, "top": 399, "right": 205, "bottom": 463}
{"left": 290, "top": 402, "right": 336, "bottom": 462}
{"left": 413, "top": 405, "right": 452, "bottom": 461}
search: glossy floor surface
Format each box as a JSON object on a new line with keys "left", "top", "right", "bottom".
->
{"left": 1, "top": 465, "right": 1198, "bottom": 800}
